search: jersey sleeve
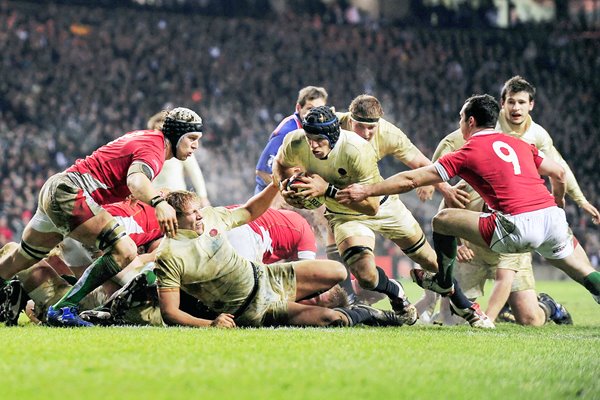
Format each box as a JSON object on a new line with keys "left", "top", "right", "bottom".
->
{"left": 256, "top": 134, "right": 286, "bottom": 173}
{"left": 530, "top": 144, "right": 545, "bottom": 168}
{"left": 128, "top": 134, "right": 165, "bottom": 178}
{"left": 275, "top": 130, "right": 303, "bottom": 168}
{"left": 535, "top": 128, "right": 588, "bottom": 205}
{"left": 432, "top": 129, "right": 464, "bottom": 162}
{"left": 379, "top": 119, "right": 419, "bottom": 164}
{"left": 155, "top": 252, "right": 183, "bottom": 289}
{"left": 435, "top": 148, "right": 468, "bottom": 181}
{"left": 211, "top": 206, "right": 250, "bottom": 231}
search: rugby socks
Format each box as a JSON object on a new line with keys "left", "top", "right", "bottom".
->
{"left": 334, "top": 306, "right": 373, "bottom": 326}
{"left": 582, "top": 271, "right": 600, "bottom": 295}
{"left": 432, "top": 232, "right": 457, "bottom": 290}
{"left": 448, "top": 280, "right": 473, "bottom": 309}
{"left": 374, "top": 266, "right": 403, "bottom": 299}
{"left": 327, "top": 244, "right": 357, "bottom": 301}
{"left": 53, "top": 254, "right": 122, "bottom": 309}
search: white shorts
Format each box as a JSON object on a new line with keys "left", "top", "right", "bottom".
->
{"left": 480, "top": 206, "right": 573, "bottom": 260}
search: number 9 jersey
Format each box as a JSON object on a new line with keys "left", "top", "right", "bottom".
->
{"left": 434, "top": 129, "right": 556, "bottom": 215}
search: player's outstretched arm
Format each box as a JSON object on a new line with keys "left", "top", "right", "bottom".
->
{"left": 241, "top": 183, "right": 279, "bottom": 223}
{"left": 407, "top": 152, "right": 469, "bottom": 208}
{"left": 337, "top": 165, "right": 443, "bottom": 204}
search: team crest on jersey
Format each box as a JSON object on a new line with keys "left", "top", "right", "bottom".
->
{"left": 209, "top": 228, "right": 218, "bottom": 237}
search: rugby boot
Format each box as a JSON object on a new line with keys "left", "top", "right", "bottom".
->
{"left": 1, "top": 279, "right": 28, "bottom": 326}
{"left": 410, "top": 269, "right": 454, "bottom": 296}
{"left": 110, "top": 272, "right": 149, "bottom": 322}
{"left": 496, "top": 302, "right": 516, "bottom": 324}
{"left": 47, "top": 306, "right": 94, "bottom": 327}
{"left": 538, "top": 293, "right": 573, "bottom": 325}
{"left": 354, "top": 304, "right": 406, "bottom": 327}
{"left": 389, "top": 280, "right": 418, "bottom": 326}
{"left": 449, "top": 301, "right": 495, "bottom": 329}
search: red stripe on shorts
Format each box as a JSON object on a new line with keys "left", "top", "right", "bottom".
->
{"left": 70, "top": 189, "right": 97, "bottom": 231}
{"left": 478, "top": 213, "right": 497, "bottom": 246}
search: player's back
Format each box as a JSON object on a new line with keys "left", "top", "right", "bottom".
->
{"left": 439, "top": 131, "right": 556, "bottom": 215}
{"left": 67, "top": 130, "right": 165, "bottom": 204}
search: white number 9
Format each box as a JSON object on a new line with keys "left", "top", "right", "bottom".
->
{"left": 492, "top": 141, "right": 521, "bottom": 175}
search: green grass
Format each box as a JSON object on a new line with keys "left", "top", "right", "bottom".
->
{"left": 1, "top": 280, "right": 599, "bottom": 400}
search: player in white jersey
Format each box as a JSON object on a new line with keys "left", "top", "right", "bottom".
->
{"left": 273, "top": 106, "right": 489, "bottom": 326}
{"left": 154, "top": 186, "right": 406, "bottom": 328}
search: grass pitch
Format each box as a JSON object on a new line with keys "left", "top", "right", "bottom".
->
{"left": 1, "top": 280, "right": 598, "bottom": 400}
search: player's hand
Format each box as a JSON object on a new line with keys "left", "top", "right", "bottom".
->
{"left": 279, "top": 177, "right": 306, "bottom": 209}
{"left": 211, "top": 313, "right": 236, "bottom": 328}
{"left": 456, "top": 244, "right": 475, "bottom": 263}
{"left": 291, "top": 174, "right": 328, "bottom": 199}
{"left": 155, "top": 201, "right": 178, "bottom": 237}
{"left": 416, "top": 186, "right": 434, "bottom": 202}
{"left": 581, "top": 202, "right": 600, "bottom": 225}
{"left": 337, "top": 184, "right": 369, "bottom": 204}
{"left": 441, "top": 182, "right": 470, "bottom": 209}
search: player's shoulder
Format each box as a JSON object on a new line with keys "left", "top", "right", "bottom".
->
{"left": 341, "top": 129, "right": 375, "bottom": 153}
{"left": 376, "top": 118, "right": 403, "bottom": 136}
{"left": 443, "top": 129, "right": 463, "bottom": 142}
{"left": 527, "top": 120, "right": 551, "bottom": 138}
{"left": 272, "top": 114, "right": 302, "bottom": 136}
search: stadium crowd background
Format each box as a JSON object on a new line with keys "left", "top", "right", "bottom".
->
{"left": 1, "top": 0, "right": 599, "bottom": 271}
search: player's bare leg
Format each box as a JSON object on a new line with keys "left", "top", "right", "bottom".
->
{"left": 338, "top": 236, "right": 417, "bottom": 325}
{"left": 293, "top": 259, "right": 347, "bottom": 301}
{"left": 546, "top": 244, "right": 600, "bottom": 304}
{"left": 0, "top": 227, "right": 63, "bottom": 281}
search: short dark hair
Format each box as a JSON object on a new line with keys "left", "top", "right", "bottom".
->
{"left": 500, "top": 75, "right": 536, "bottom": 102}
{"left": 463, "top": 94, "right": 500, "bottom": 128}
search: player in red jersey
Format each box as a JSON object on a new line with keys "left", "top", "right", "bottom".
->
{"left": 0, "top": 197, "right": 167, "bottom": 325}
{"left": 0, "top": 107, "right": 202, "bottom": 326}
{"left": 226, "top": 207, "right": 317, "bottom": 264}
{"left": 338, "top": 94, "right": 600, "bottom": 319}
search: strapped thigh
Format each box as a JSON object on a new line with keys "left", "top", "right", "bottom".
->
{"left": 342, "top": 246, "right": 373, "bottom": 266}
{"left": 401, "top": 233, "right": 427, "bottom": 256}
{"left": 19, "top": 240, "right": 54, "bottom": 261}
{"left": 96, "top": 218, "right": 126, "bottom": 252}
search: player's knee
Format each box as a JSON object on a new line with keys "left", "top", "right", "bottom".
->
{"left": 109, "top": 236, "right": 138, "bottom": 267}
{"left": 342, "top": 246, "right": 376, "bottom": 288}
{"left": 96, "top": 218, "right": 127, "bottom": 253}
{"left": 432, "top": 209, "right": 452, "bottom": 233}
{"left": 516, "top": 314, "right": 543, "bottom": 327}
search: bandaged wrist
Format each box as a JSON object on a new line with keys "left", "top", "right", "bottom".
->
{"left": 150, "top": 195, "right": 165, "bottom": 208}
{"left": 325, "top": 184, "right": 339, "bottom": 198}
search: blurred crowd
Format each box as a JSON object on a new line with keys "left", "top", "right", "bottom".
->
{"left": 1, "top": 1, "right": 599, "bottom": 267}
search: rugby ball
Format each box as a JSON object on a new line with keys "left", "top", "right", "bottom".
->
{"left": 286, "top": 176, "right": 325, "bottom": 210}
